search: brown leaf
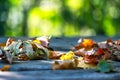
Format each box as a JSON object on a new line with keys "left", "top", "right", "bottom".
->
{"left": 5, "top": 38, "right": 14, "bottom": 46}
{"left": 17, "top": 53, "right": 29, "bottom": 60}
{"left": 52, "top": 58, "right": 97, "bottom": 70}
{"left": 49, "top": 51, "right": 62, "bottom": 59}
{"left": 0, "top": 43, "right": 6, "bottom": 48}
{"left": 0, "top": 65, "right": 10, "bottom": 71}
{"left": 52, "top": 60, "right": 76, "bottom": 70}
{"left": 77, "top": 58, "right": 96, "bottom": 69}
{"left": 36, "top": 36, "right": 50, "bottom": 48}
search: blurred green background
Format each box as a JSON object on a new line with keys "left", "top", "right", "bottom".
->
{"left": 0, "top": 0, "right": 120, "bottom": 37}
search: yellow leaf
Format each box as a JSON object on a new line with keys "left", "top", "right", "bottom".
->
{"left": 32, "top": 40, "right": 41, "bottom": 44}
{"left": 60, "top": 51, "right": 74, "bottom": 60}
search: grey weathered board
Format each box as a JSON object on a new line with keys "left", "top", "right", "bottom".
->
{"left": 0, "top": 36, "right": 120, "bottom": 80}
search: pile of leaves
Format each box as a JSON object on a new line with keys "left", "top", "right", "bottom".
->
{"left": 52, "top": 38, "right": 120, "bottom": 72}
{"left": 0, "top": 36, "right": 50, "bottom": 64}
{"left": 0, "top": 37, "right": 120, "bottom": 73}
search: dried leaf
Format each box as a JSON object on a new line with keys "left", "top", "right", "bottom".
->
{"left": 52, "top": 60, "right": 76, "bottom": 70}
{"left": 5, "top": 38, "right": 14, "bottom": 46}
{"left": 74, "top": 48, "right": 85, "bottom": 56}
{"left": 4, "top": 51, "right": 13, "bottom": 64}
{"left": 52, "top": 57, "right": 97, "bottom": 70}
{"left": 95, "top": 48, "right": 104, "bottom": 55}
{"left": 17, "top": 53, "right": 29, "bottom": 60}
{"left": 0, "top": 36, "right": 50, "bottom": 63}
{"left": 49, "top": 51, "right": 62, "bottom": 59}
{"left": 0, "top": 65, "right": 10, "bottom": 71}
{"left": 32, "top": 39, "right": 41, "bottom": 44}
{"left": 60, "top": 51, "right": 74, "bottom": 60}
{"left": 33, "top": 42, "right": 49, "bottom": 59}
{"left": 22, "top": 41, "right": 34, "bottom": 59}
{"left": 82, "top": 39, "right": 93, "bottom": 47}
{"left": 36, "top": 36, "right": 50, "bottom": 47}
{"left": 0, "top": 43, "right": 6, "bottom": 48}
{"left": 77, "top": 57, "right": 96, "bottom": 69}
{"left": 13, "top": 40, "right": 22, "bottom": 55}
{"left": 74, "top": 39, "right": 96, "bottom": 50}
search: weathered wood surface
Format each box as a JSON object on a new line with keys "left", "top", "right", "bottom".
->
{"left": 0, "top": 36, "right": 120, "bottom": 80}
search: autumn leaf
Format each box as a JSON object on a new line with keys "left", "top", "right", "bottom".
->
{"left": 82, "top": 39, "right": 93, "bottom": 48}
{"left": 36, "top": 36, "right": 50, "bottom": 48}
{"left": 32, "top": 39, "right": 41, "bottom": 44}
{"left": 52, "top": 60, "right": 76, "bottom": 70}
{"left": 49, "top": 51, "right": 62, "bottom": 59}
{"left": 60, "top": 51, "right": 74, "bottom": 60}
{"left": 0, "top": 65, "right": 10, "bottom": 71}
{"left": 74, "top": 38, "right": 96, "bottom": 50}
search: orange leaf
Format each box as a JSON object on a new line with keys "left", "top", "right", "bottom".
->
{"left": 0, "top": 65, "right": 10, "bottom": 71}
{"left": 82, "top": 39, "right": 93, "bottom": 47}
{"left": 74, "top": 39, "right": 95, "bottom": 50}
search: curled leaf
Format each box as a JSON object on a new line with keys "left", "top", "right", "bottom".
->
{"left": 4, "top": 51, "right": 13, "bottom": 64}
{"left": 0, "top": 49, "right": 13, "bottom": 63}
{"left": 13, "top": 40, "right": 22, "bottom": 56}
{"left": 22, "top": 41, "right": 34, "bottom": 59}
{"left": 33, "top": 42, "right": 49, "bottom": 59}
{"left": 5, "top": 38, "right": 14, "bottom": 46}
{"left": 49, "top": 51, "right": 62, "bottom": 59}
{"left": 36, "top": 36, "right": 50, "bottom": 47}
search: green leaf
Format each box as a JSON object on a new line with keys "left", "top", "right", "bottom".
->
{"left": 96, "top": 60, "right": 114, "bottom": 73}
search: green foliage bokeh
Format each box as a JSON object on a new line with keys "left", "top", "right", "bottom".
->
{"left": 0, "top": 0, "right": 120, "bottom": 37}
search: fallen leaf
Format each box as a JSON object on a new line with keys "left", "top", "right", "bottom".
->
{"left": 52, "top": 60, "right": 76, "bottom": 70}
{"left": 77, "top": 57, "right": 97, "bottom": 69}
{"left": 0, "top": 65, "right": 10, "bottom": 71}
{"left": 60, "top": 51, "right": 74, "bottom": 60}
{"left": 96, "top": 60, "right": 114, "bottom": 73}
{"left": 49, "top": 51, "right": 62, "bottom": 59}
